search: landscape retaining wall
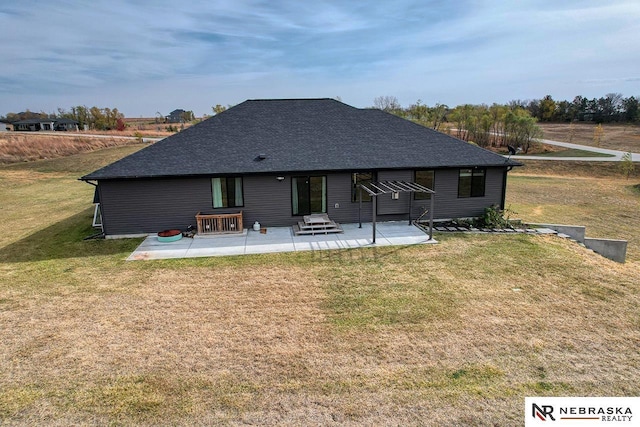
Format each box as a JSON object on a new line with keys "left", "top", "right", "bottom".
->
{"left": 529, "top": 222, "right": 626, "bottom": 263}
{"left": 530, "top": 223, "right": 586, "bottom": 243}
{"left": 584, "top": 238, "right": 628, "bottom": 263}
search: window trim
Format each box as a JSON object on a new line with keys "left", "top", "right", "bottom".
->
{"left": 211, "top": 176, "right": 244, "bottom": 208}
{"left": 457, "top": 168, "right": 486, "bottom": 198}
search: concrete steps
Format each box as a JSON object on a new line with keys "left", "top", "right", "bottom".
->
{"left": 293, "top": 213, "right": 343, "bottom": 235}
{"left": 292, "top": 222, "right": 343, "bottom": 235}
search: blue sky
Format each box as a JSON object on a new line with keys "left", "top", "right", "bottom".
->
{"left": 1, "top": 0, "right": 639, "bottom": 117}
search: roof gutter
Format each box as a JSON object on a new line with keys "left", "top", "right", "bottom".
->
{"left": 80, "top": 178, "right": 98, "bottom": 187}
{"left": 79, "top": 161, "right": 524, "bottom": 181}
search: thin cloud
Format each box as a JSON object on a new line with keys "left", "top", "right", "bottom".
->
{"left": 0, "top": 0, "right": 638, "bottom": 116}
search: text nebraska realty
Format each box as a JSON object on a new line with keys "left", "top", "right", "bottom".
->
{"left": 542, "top": 404, "right": 632, "bottom": 422}
{"left": 562, "top": 406, "right": 632, "bottom": 422}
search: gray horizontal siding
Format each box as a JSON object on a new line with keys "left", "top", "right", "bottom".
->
{"left": 325, "top": 173, "right": 367, "bottom": 224}
{"left": 99, "top": 178, "right": 214, "bottom": 235}
{"left": 431, "top": 168, "right": 504, "bottom": 219}
{"left": 377, "top": 170, "right": 412, "bottom": 215}
{"left": 243, "top": 175, "right": 292, "bottom": 227}
{"left": 98, "top": 167, "right": 509, "bottom": 235}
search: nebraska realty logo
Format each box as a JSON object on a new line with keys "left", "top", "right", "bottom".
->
{"left": 525, "top": 397, "right": 639, "bottom": 426}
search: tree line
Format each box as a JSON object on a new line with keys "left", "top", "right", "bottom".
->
{"left": 511, "top": 93, "right": 639, "bottom": 123}
{"left": 1, "top": 106, "right": 125, "bottom": 131}
{"left": 372, "top": 92, "right": 639, "bottom": 153}
{"left": 373, "top": 96, "right": 542, "bottom": 153}
{"left": 373, "top": 93, "right": 640, "bottom": 125}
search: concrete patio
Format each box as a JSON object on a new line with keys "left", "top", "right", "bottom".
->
{"left": 127, "top": 221, "right": 436, "bottom": 261}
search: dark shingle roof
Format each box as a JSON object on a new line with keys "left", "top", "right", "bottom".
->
{"left": 54, "top": 118, "right": 79, "bottom": 124}
{"left": 82, "top": 98, "right": 519, "bottom": 180}
{"left": 13, "top": 118, "right": 77, "bottom": 125}
{"left": 14, "top": 118, "right": 55, "bottom": 124}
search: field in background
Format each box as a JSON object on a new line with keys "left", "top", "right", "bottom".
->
{"left": 522, "top": 146, "right": 615, "bottom": 157}
{"left": 0, "top": 149, "right": 638, "bottom": 425}
{"left": 4, "top": 121, "right": 638, "bottom": 166}
{"left": 0, "top": 133, "right": 148, "bottom": 164}
{"left": 538, "top": 122, "right": 640, "bottom": 153}
{"left": 119, "top": 117, "right": 195, "bottom": 137}
{"left": 0, "top": 116, "right": 202, "bottom": 164}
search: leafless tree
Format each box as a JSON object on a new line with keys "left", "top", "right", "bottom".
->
{"left": 373, "top": 96, "right": 401, "bottom": 112}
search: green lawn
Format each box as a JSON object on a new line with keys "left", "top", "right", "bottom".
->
{"left": 1, "top": 150, "right": 639, "bottom": 425}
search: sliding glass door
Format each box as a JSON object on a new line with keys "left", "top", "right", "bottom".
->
{"left": 292, "top": 176, "right": 326, "bottom": 215}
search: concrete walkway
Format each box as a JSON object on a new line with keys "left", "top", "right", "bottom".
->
{"left": 511, "top": 138, "right": 640, "bottom": 161}
{"left": 127, "top": 222, "right": 436, "bottom": 261}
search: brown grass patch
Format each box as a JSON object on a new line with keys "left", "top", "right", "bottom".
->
{"left": 76, "top": 117, "right": 196, "bottom": 137}
{"left": 538, "top": 123, "right": 640, "bottom": 153}
{"left": 0, "top": 134, "right": 144, "bottom": 164}
{"left": 515, "top": 159, "right": 638, "bottom": 178}
{"left": 508, "top": 167, "right": 640, "bottom": 261}
{"left": 1, "top": 237, "right": 639, "bottom": 425}
{"left": 0, "top": 144, "right": 639, "bottom": 425}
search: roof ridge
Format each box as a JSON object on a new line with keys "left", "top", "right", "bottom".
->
{"left": 246, "top": 98, "right": 338, "bottom": 102}
{"left": 81, "top": 98, "right": 519, "bottom": 181}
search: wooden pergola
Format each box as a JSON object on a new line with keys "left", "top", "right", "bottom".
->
{"left": 358, "top": 180, "right": 435, "bottom": 243}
